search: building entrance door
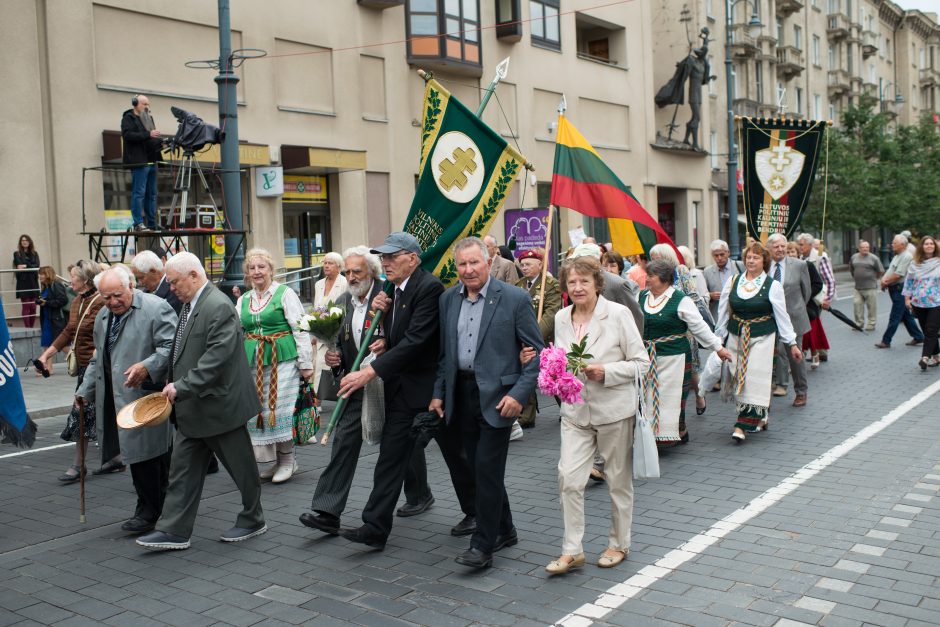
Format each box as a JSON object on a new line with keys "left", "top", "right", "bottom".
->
{"left": 283, "top": 206, "right": 330, "bottom": 302}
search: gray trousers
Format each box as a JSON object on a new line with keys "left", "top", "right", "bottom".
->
{"left": 310, "top": 395, "right": 363, "bottom": 518}
{"left": 854, "top": 288, "right": 878, "bottom": 329}
{"left": 773, "top": 333, "right": 807, "bottom": 395}
{"left": 157, "top": 426, "right": 264, "bottom": 538}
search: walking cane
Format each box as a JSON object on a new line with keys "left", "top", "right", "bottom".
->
{"left": 78, "top": 402, "right": 87, "bottom": 524}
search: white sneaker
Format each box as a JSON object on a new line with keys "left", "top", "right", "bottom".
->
{"left": 259, "top": 464, "right": 278, "bottom": 481}
{"left": 509, "top": 421, "right": 524, "bottom": 442}
{"left": 272, "top": 461, "right": 298, "bottom": 484}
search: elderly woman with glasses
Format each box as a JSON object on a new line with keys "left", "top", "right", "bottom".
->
{"left": 641, "top": 259, "right": 730, "bottom": 446}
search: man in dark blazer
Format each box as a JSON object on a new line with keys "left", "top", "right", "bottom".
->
{"left": 131, "top": 249, "right": 183, "bottom": 315}
{"left": 431, "top": 237, "right": 544, "bottom": 568}
{"left": 335, "top": 232, "right": 449, "bottom": 549}
{"left": 136, "top": 252, "right": 264, "bottom": 551}
{"left": 766, "top": 234, "right": 813, "bottom": 407}
{"left": 300, "top": 247, "right": 385, "bottom": 535}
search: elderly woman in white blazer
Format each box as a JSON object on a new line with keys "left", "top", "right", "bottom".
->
{"left": 312, "top": 252, "right": 348, "bottom": 390}
{"left": 548, "top": 256, "right": 650, "bottom": 574}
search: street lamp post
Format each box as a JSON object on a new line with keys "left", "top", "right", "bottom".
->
{"left": 725, "top": 0, "right": 762, "bottom": 259}
{"left": 878, "top": 78, "right": 904, "bottom": 115}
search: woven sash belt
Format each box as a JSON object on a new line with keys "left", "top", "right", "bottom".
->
{"left": 643, "top": 333, "right": 687, "bottom": 434}
{"left": 246, "top": 331, "right": 291, "bottom": 428}
{"left": 731, "top": 314, "right": 772, "bottom": 396}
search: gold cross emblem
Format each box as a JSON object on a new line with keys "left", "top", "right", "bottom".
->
{"left": 769, "top": 142, "right": 792, "bottom": 171}
{"left": 437, "top": 147, "right": 478, "bottom": 191}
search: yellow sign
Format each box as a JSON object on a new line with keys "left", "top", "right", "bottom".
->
{"left": 161, "top": 143, "right": 270, "bottom": 166}
{"left": 283, "top": 175, "right": 328, "bottom": 203}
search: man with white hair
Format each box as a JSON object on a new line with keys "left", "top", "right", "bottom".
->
{"left": 484, "top": 235, "right": 519, "bottom": 283}
{"left": 137, "top": 252, "right": 265, "bottom": 551}
{"left": 77, "top": 267, "right": 176, "bottom": 533}
{"left": 767, "top": 233, "right": 812, "bottom": 406}
{"left": 875, "top": 234, "right": 924, "bottom": 348}
{"left": 131, "top": 249, "right": 182, "bottom": 314}
{"left": 703, "top": 239, "right": 744, "bottom": 320}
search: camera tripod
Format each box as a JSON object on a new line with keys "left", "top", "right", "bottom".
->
{"left": 164, "top": 150, "right": 225, "bottom": 229}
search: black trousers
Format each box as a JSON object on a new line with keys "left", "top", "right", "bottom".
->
{"left": 456, "top": 374, "right": 513, "bottom": 554}
{"left": 361, "top": 405, "right": 419, "bottom": 540}
{"left": 404, "top": 419, "right": 476, "bottom": 517}
{"left": 310, "top": 394, "right": 363, "bottom": 518}
{"left": 913, "top": 306, "right": 940, "bottom": 359}
{"left": 130, "top": 449, "right": 172, "bottom": 523}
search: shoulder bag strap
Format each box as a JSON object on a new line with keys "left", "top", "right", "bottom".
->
{"left": 71, "top": 293, "right": 100, "bottom": 351}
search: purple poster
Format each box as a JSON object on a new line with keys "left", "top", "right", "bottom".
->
{"left": 504, "top": 208, "right": 555, "bottom": 275}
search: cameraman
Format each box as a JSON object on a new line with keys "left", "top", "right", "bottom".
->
{"left": 122, "top": 94, "right": 162, "bottom": 232}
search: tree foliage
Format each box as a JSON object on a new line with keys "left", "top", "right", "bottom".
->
{"left": 803, "top": 96, "right": 940, "bottom": 236}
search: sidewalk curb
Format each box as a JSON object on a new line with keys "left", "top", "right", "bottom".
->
{"left": 29, "top": 406, "right": 72, "bottom": 420}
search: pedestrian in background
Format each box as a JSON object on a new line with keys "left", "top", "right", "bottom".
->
{"left": 121, "top": 94, "right": 162, "bottom": 231}
{"left": 13, "top": 234, "right": 40, "bottom": 328}
{"left": 790, "top": 241, "right": 827, "bottom": 370}
{"left": 237, "top": 248, "right": 313, "bottom": 484}
{"left": 849, "top": 240, "right": 883, "bottom": 331}
{"left": 36, "top": 266, "right": 68, "bottom": 352}
{"left": 548, "top": 256, "right": 649, "bottom": 574}
{"left": 903, "top": 236, "right": 940, "bottom": 370}
{"left": 876, "top": 234, "right": 924, "bottom": 349}
{"left": 312, "top": 252, "right": 347, "bottom": 395}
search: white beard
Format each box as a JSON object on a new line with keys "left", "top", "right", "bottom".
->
{"left": 348, "top": 279, "right": 373, "bottom": 300}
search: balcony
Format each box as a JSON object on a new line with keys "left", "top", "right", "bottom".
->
{"left": 733, "top": 98, "right": 762, "bottom": 117}
{"left": 920, "top": 67, "right": 940, "bottom": 88}
{"left": 849, "top": 76, "right": 864, "bottom": 97}
{"left": 776, "top": 0, "right": 804, "bottom": 18}
{"left": 862, "top": 31, "right": 878, "bottom": 58}
{"left": 776, "top": 46, "right": 805, "bottom": 78}
{"left": 827, "top": 69, "right": 850, "bottom": 96}
{"left": 826, "top": 13, "right": 850, "bottom": 40}
{"left": 357, "top": 0, "right": 403, "bottom": 7}
{"left": 729, "top": 25, "right": 760, "bottom": 57}
{"left": 863, "top": 81, "right": 878, "bottom": 97}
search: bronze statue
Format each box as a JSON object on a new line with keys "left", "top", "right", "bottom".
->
{"left": 655, "top": 28, "right": 716, "bottom": 151}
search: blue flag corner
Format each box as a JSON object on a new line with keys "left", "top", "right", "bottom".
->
{"left": 0, "top": 302, "right": 37, "bottom": 448}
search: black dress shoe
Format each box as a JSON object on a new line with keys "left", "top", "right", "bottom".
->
{"left": 339, "top": 526, "right": 386, "bottom": 550}
{"left": 207, "top": 455, "right": 219, "bottom": 474}
{"left": 92, "top": 460, "right": 126, "bottom": 475}
{"left": 455, "top": 547, "right": 492, "bottom": 568}
{"left": 450, "top": 515, "right": 476, "bottom": 537}
{"left": 121, "top": 517, "right": 156, "bottom": 534}
{"left": 299, "top": 512, "right": 339, "bottom": 535}
{"left": 396, "top": 495, "right": 434, "bottom": 517}
{"left": 494, "top": 528, "right": 518, "bottom": 551}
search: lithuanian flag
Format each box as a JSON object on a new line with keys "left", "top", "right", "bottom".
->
{"left": 551, "top": 114, "right": 678, "bottom": 257}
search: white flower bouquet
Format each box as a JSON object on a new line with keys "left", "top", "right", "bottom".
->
{"left": 297, "top": 302, "right": 345, "bottom": 351}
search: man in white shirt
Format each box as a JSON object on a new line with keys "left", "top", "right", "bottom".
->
{"left": 703, "top": 239, "right": 744, "bottom": 320}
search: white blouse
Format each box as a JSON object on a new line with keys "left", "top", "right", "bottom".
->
{"left": 236, "top": 280, "right": 313, "bottom": 370}
{"left": 643, "top": 287, "right": 723, "bottom": 352}
{"left": 713, "top": 272, "right": 796, "bottom": 345}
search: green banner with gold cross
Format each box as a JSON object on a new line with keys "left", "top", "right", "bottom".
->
{"left": 403, "top": 78, "right": 527, "bottom": 287}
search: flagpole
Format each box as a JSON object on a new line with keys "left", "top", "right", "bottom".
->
{"left": 476, "top": 58, "right": 510, "bottom": 117}
{"left": 537, "top": 206, "right": 555, "bottom": 322}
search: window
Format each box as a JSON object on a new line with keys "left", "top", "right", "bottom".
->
{"left": 812, "top": 35, "right": 820, "bottom": 65}
{"left": 575, "top": 12, "right": 625, "bottom": 66}
{"left": 495, "top": 0, "right": 523, "bottom": 41}
{"left": 829, "top": 43, "right": 836, "bottom": 67}
{"left": 794, "top": 25, "right": 802, "bottom": 51}
{"left": 827, "top": 0, "right": 838, "bottom": 13}
{"left": 710, "top": 131, "right": 718, "bottom": 170}
{"left": 814, "top": 93, "right": 822, "bottom": 118}
{"left": 776, "top": 18, "right": 784, "bottom": 44}
{"left": 777, "top": 82, "right": 785, "bottom": 109}
{"left": 868, "top": 63, "right": 875, "bottom": 83}
{"left": 796, "top": 87, "right": 803, "bottom": 114}
{"left": 406, "top": 0, "right": 482, "bottom": 72}
{"left": 885, "top": 38, "right": 891, "bottom": 58}
{"left": 829, "top": 103, "right": 836, "bottom": 121}
{"left": 706, "top": 0, "right": 714, "bottom": 19}
{"left": 531, "top": 0, "right": 560, "bottom": 49}
{"left": 709, "top": 55, "right": 717, "bottom": 95}
{"left": 755, "top": 62, "right": 763, "bottom": 102}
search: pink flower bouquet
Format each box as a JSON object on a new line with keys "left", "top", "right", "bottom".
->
{"left": 537, "top": 343, "right": 585, "bottom": 405}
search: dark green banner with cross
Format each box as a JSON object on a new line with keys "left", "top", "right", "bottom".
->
{"left": 740, "top": 117, "right": 827, "bottom": 243}
{"left": 403, "top": 78, "right": 527, "bottom": 286}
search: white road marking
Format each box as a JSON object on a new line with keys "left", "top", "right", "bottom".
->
{"left": 554, "top": 377, "right": 940, "bottom": 626}
{"left": 0, "top": 443, "right": 73, "bottom": 460}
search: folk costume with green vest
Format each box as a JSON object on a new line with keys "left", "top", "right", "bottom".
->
{"left": 719, "top": 272, "right": 796, "bottom": 432}
{"left": 641, "top": 286, "right": 723, "bottom": 443}
{"left": 239, "top": 282, "right": 312, "bottom": 453}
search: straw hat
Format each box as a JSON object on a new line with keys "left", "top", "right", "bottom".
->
{"left": 116, "top": 393, "right": 172, "bottom": 429}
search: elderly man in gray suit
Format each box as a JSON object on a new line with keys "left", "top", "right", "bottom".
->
{"left": 137, "top": 252, "right": 264, "bottom": 551}
{"left": 703, "top": 239, "right": 744, "bottom": 320}
{"left": 766, "top": 233, "right": 812, "bottom": 407}
{"left": 77, "top": 267, "right": 177, "bottom": 534}
{"left": 484, "top": 235, "right": 519, "bottom": 283}
{"left": 431, "top": 237, "right": 544, "bottom": 569}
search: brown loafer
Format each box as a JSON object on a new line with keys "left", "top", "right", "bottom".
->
{"left": 906, "top": 339, "right": 924, "bottom": 346}
{"left": 874, "top": 342, "right": 890, "bottom": 349}
{"left": 793, "top": 394, "right": 807, "bottom": 407}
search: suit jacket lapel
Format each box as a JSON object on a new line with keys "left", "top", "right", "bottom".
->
{"left": 475, "top": 282, "right": 502, "bottom": 351}
{"left": 581, "top": 297, "right": 608, "bottom": 354}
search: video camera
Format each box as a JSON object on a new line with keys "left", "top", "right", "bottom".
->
{"left": 165, "top": 106, "right": 224, "bottom": 154}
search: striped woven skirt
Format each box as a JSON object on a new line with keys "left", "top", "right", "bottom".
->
{"left": 644, "top": 352, "right": 692, "bottom": 443}
{"left": 726, "top": 331, "right": 775, "bottom": 432}
{"left": 247, "top": 360, "right": 301, "bottom": 456}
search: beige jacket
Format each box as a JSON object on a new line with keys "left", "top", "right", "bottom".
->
{"left": 554, "top": 296, "right": 649, "bottom": 427}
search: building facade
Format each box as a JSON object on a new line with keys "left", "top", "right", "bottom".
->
{"left": 1, "top": 0, "right": 937, "bottom": 313}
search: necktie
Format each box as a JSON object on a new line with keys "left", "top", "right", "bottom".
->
{"left": 172, "top": 302, "right": 191, "bottom": 362}
{"left": 107, "top": 313, "right": 124, "bottom": 355}
{"left": 773, "top": 262, "right": 781, "bottom": 283}
{"left": 390, "top": 288, "right": 403, "bottom": 334}
{"left": 527, "top": 280, "right": 534, "bottom": 290}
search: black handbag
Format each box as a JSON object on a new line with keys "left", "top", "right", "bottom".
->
{"left": 316, "top": 369, "right": 341, "bottom": 403}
